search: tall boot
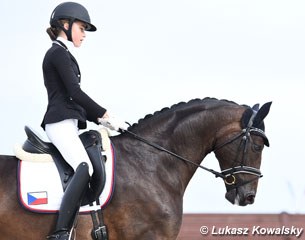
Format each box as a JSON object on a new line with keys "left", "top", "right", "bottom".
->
{"left": 47, "top": 162, "right": 90, "bottom": 240}
{"left": 81, "top": 144, "right": 106, "bottom": 206}
{"left": 79, "top": 130, "right": 106, "bottom": 206}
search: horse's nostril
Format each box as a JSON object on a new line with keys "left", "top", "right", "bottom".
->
{"left": 245, "top": 193, "right": 255, "bottom": 204}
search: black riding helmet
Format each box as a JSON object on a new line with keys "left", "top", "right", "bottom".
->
{"left": 50, "top": 2, "right": 96, "bottom": 41}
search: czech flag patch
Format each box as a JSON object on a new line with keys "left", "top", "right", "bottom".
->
{"left": 27, "top": 191, "right": 48, "bottom": 205}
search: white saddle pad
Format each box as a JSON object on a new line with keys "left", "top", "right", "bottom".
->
{"left": 17, "top": 144, "right": 115, "bottom": 213}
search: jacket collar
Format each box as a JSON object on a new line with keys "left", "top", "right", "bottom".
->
{"left": 54, "top": 37, "right": 79, "bottom": 60}
{"left": 54, "top": 37, "right": 75, "bottom": 50}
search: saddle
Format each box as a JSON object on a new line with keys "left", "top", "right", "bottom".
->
{"left": 18, "top": 126, "right": 111, "bottom": 240}
{"left": 22, "top": 126, "right": 106, "bottom": 200}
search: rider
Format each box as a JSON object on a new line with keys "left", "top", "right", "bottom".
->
{"left": 42, "top": 2, "right": 128, "bottom": 239}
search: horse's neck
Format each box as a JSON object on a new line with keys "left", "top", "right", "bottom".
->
{"left": 147, "top": 108, "right": 222, "bottom": 153}
{"left": 124, "top": 101, "right": 242, "bottom": 191}
{"left": 131, "top": 106, "right": 223, "bottom": 168}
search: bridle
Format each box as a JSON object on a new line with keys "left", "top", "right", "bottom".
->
{"left": 211, "top": 108, "right": 269, "bottom": 189}
{"left": 212, "top": 126, "right": 267, "bottom": 189}
{"left": 123, "top": 111, "right": 269, "bottom": 188}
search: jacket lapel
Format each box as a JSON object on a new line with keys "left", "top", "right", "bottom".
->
{"left": 54, "top": 40, "right": 81, "bottom": 82}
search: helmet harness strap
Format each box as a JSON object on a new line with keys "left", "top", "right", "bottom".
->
{"left": 55, "top": 18, "right": 75, "bottom": 42}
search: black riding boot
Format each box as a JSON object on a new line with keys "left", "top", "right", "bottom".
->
{"left": 47, "top": 162, "right": 90, "bottom": 240}
{"left": 81, "top": 144, "right": 106, "bottom": 206}
{"left": 78, "top": 130, "right": 106, "bottom": 206}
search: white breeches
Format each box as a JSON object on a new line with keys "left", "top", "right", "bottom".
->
{"left": 45, "top": 119, "right": 93, "bottom": 175}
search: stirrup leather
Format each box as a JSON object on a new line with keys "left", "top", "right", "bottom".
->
{"left": 90, "top": 200, "right": 108, "bottom": 240}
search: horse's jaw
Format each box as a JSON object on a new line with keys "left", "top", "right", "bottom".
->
{"left": 225, "top": 189, "right": 256, "bottom": 206}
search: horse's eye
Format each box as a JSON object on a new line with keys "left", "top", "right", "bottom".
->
{"left": 252, "top": 143, "right": 263, "bottom": 152}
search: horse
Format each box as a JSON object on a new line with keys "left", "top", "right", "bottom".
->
{"left": 0, "top": 97, "right": 271, "bottom": 240}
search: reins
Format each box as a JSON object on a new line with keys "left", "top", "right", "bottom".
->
{"left": 123, "top": 129, "right": 226, "bottom": 179}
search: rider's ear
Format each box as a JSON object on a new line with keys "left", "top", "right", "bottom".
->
{"left": 253, "top": 102, "right": 272, "bottom": 128}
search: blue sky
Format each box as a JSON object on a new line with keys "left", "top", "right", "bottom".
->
{"left": 1, "top": 0, "right": 305, "bottom": 213}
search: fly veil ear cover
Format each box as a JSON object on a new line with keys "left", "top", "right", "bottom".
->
{"left": 242, "top": 102, "right": 272, "bottom": 147}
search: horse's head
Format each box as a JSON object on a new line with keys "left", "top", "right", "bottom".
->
{"left": 213, "top": 102, "right": 272, "bottom": 206}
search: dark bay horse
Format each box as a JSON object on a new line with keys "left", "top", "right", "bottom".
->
{"left": 0, "top": 98, "right": 271, "bottom": 239}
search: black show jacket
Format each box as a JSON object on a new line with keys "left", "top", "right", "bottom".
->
{"left": 41, "top": 41, "right": 106, "bottom": 130}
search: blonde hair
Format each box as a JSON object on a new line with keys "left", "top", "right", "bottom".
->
{"left": 46, "top": 19, "right": 69, "bottom": 41}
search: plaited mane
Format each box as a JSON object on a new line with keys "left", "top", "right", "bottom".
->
{"left": 129, "top": 97, "right": 241, "bottom": 130}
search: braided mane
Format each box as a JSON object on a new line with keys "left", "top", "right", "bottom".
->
{"left": 129, "top": 97, "right": 240, "bottom": 129}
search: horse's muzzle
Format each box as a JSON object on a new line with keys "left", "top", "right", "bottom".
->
{"left": 225, "top": 189, "right": 256, "bottom": 206}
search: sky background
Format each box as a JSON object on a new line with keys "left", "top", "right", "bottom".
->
{"left": 1, "top": 0, "right": 305, "bottom": 213}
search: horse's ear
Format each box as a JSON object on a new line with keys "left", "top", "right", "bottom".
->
{"left": 241, "top": 108, "right": 253, "bottom": 129}
{"left": 252, "top": 103, "right": 260, "bottom": 112}
{"left": 253, "top": 102, "right": 272, "bottom": 128}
